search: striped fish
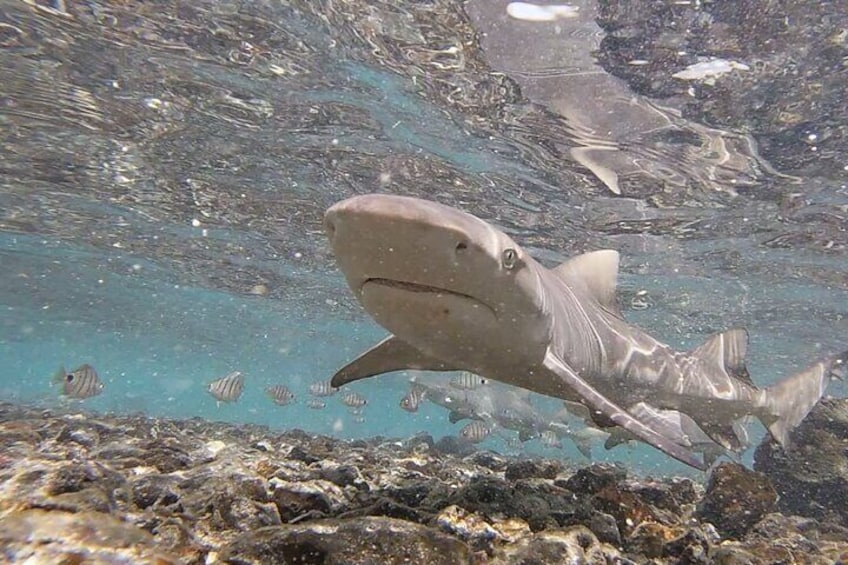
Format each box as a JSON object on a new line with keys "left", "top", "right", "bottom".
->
{"left": 265, "top": 385, "right": 295, "bottom": 406}
{"left": 55, "top": 364, "right": 103, "bottom": 400}
{"left": 400, "top": 385, "right": 426, "bottom": 413}
{"left": 306, "top": 398, "right": 326, "bottom": 410}
{"left": 540, "top": 429, "right": 563, "bottom": 449}
{"left": 207, "top": 371, "right": 244, "bottom": 403}
{"left": 459, "top": 421, "right": 491, "bottom": 443}
{"left": 340, "top": 390, "right": 367, "bottom": 408}
{"left": 308, "top": 379, "right": 338, "bottom": 397}
{"left": 450, "top": 371, "right": 487, "bottom": 390}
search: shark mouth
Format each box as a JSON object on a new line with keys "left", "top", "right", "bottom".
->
{"left": 362, "top": 278, "right": 497, "bottom": 316}
{"left": 364, "top": 278, "right": 471, "bottom": 297}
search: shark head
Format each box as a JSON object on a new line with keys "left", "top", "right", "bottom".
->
{"left": 324, "top": 194, "right": 551, "bottom": 371}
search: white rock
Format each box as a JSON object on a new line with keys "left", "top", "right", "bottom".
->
{"left": 204, "top": 440, "right": 228, "bottom": 457}
{"left": 672, "top": 59, "right": 750, "bottom": 81}
{"left": 506, "top": 2, "right": 579, "bottom": 22}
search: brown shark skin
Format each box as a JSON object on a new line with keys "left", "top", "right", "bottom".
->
{"left": 324, "top": 194, "right": 844, "bottom": 470}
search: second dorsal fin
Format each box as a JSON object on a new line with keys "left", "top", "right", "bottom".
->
{"left": 691, "top": 328, "right": 752, "bottom": 384}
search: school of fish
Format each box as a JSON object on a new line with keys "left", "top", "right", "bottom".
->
{"left": 48, "top": 361, "right": 616, "bottom": 456}
{"left": 48, "top": 352, "right": 838, "bottom": 465}
{"left": 50, "top": 364, "right": 368, "bottom": 419}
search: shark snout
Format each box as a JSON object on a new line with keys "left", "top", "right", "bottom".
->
{"left": 324, "top": 195, "right": 438, "bottom": 284}
{"left": 324, "top": 194, "right": 476, "bottom": 257}
{"left": 326, "top": 193, "right": 433, "bottom": 227}
{"left": 322, "top": 198, "right": 351, "bottom": 245}
{"left": 323, "top": 194, "right": 400, "bottom": 248}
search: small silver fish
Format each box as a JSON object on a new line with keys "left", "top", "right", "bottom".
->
{"left": 55, "top": 364, "right": 103, "bottom": 400}
{"left": 459, "top": 421, "right": 490, "bottom": 443}
{"left": 207, "top": 371, "right": 244, "bottom": 403}
{"left": 540, "top": 430, "right": 563, "bottom": 449}
{"left": 309, "top": 379, "right": 338, "bottom": 397}
{"left": 450, "top": 371, "right": 487, "bottom": 390}
{"left": 306, "top": 398, "right": 326, "bottom": 410}
{"left": 265, "top": 385, "right": 295, "bottom": 406}
{"left": 400, "top": 385, "right": 426, "bottom": 413}
{"left": 340, "top": 390, "right": 367, "bottom": 408}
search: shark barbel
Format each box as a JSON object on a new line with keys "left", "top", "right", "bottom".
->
{"left": 324, "top": 194, "right": 845, "bottom": 469}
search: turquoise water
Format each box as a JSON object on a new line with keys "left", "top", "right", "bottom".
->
{"left": 1, "top": 0, "right": 846, "bottom": 478}
{"left": 3, "top": 225, "right": 843, "bottom": 476}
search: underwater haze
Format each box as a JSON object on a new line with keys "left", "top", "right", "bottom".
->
{"left": 1, "top": 0, "right": 847, "bottom": 480}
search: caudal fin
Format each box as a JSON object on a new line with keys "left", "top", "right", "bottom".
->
{"left": 52, "top": 365, "right": 67, "bottom": 386}
{"left": 763, "top": 351, "right": 846, "bottom": 447}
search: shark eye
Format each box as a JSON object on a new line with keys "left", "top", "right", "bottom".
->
{"left": 502, "top": 248, "right": 518, "bottom": 269}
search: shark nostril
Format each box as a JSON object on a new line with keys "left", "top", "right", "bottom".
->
{"left": 324, "top": 217, "right": 337, "bottom": 240}
{"left": 455, "top": 241, "right": 468, "bottom": 252}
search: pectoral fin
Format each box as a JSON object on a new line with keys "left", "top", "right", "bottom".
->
{"left": 448, "top": 410, "right": 468, "bottom": 424}
{"left": 542, "top": 349, "right": 706, "bottom": 470}
{"left": 331, "top": 335, "right": 458, "bottom": 388}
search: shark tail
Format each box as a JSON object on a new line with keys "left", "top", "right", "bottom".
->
{"left": 761, "top": 351, "right": 846, "bottom": 447}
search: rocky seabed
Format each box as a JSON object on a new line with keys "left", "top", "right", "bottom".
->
{"left": 1, "top": 400, "right": 848, "bottom": 564}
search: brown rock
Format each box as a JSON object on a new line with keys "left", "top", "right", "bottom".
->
{"left": 626, "top": 521, "right": 685, "bottom": 559}
{"left": 593, "top": 483, "right": 660, "bottom": 536}
{"left": 697, "top": 462, "right": 777, "bottom": 539}
{"left": 559, "top": 463, "right": 626, "bottom": 495}
{"left": 272, "top": 485, "right": 332, "bottom": 522}
{"left": 504, "top": 460, "right": 562, "bottom": 482}
{"left": 0, "top": 509, "right": 179, "bottom": 563}
{"left": 754, "top": 398, "right": 848, "bottom": 525}
{"left": 219, "top": 516, "right": 471, "bottom": 565}
{"left": 493, "top": 526, "right": 621, "bottom": 564}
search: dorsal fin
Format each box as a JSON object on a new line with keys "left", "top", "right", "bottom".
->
{"left": 551, "top": 250, "right": 621, "bottom": 315}
{"left": 691, "top": 328, "right": 752, "bottom": 384}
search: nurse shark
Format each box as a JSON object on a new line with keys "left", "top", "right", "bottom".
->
{"left": 324, "top": 194, "right": 845, "bottom": 469}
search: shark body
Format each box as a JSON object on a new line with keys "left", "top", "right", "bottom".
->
{"left": 324, "top": 194, "right": 844, "bottom": 469}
